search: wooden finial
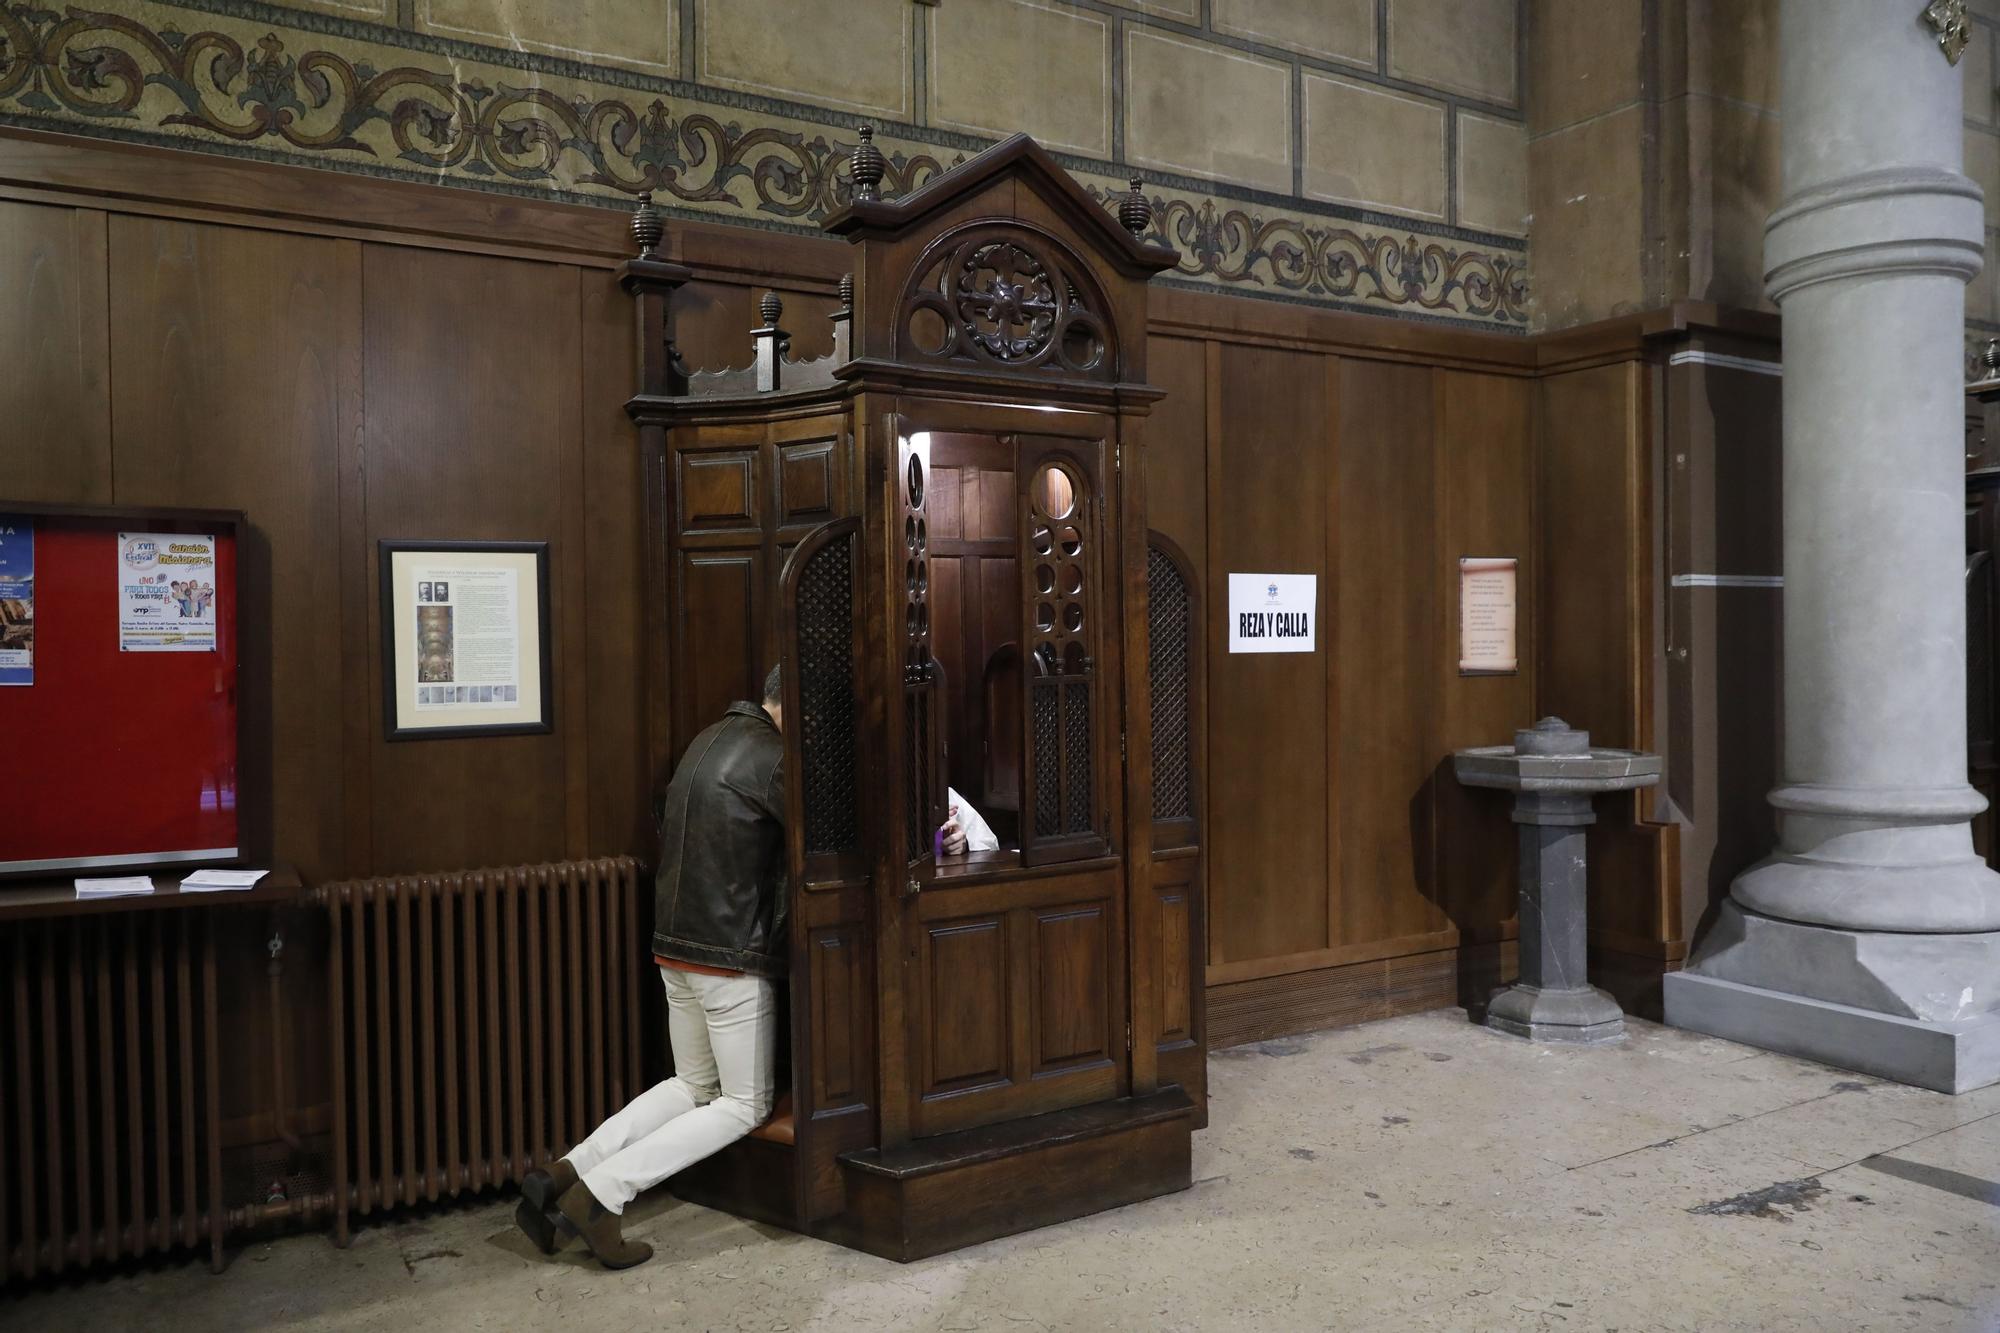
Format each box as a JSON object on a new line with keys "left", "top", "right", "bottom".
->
{"left": 1984, "top": 337, "right": 2000, "bottom": 377}
{"left": 631, "top": 194, "right": 663, "bottom": 258}
{"left": 1118, "top": 177, "right": 1151, "bottom": 240}
{"left": 839, "top": 272, "right": 854, "bottom": 312}
{"left": 851, "top": 125, "right": 886, "bottom": 203}
{"left": 759, "top": 290, "right": 784, "bottom": 328}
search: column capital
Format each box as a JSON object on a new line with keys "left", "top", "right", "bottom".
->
{"left": 1764, "top": 166, "right": 1984, "bottom": 302}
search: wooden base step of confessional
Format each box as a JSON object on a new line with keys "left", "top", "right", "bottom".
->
{"left": 832, "top": 1087, "right": 1194, "bottom": 1262}
{"left": 665, "top": 1095, "right": 800, "bottom": 1230}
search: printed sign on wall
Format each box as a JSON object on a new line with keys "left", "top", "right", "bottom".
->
{"left": 118, "top": 532, "right": 218, "bottom": 652}
{"left": 1458, "top": 556, "right": 1519, "bottom": 674}
{"left": 1227, "top": 573, "right": 1317, "bottom": 653}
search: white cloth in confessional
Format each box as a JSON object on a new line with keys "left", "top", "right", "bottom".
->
{"left": 944, "top": 786, "right": 999, "bottom": 851}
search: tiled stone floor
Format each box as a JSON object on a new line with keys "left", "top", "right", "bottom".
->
{"left": 11, "top": 1011, "right": 1999, "bottom": 1331}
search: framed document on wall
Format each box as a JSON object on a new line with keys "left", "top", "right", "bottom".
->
{"left": 1458, "top": 555, "right": 1519, "bottom": 676}
{"left": 379, "top": 540, "right": 552, "bottom": 740}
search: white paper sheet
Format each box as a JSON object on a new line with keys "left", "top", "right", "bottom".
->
{"left": 75, "top": 875, "right": 158, "bottom": 898}
{"left": 180, "top": 868, "right": 267, "bottom": 891}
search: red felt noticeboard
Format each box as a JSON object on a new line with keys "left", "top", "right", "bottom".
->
{"left": 0, "top": 510, "right": 241, "bottom": 875}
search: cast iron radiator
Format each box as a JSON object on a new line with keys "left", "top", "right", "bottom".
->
{"left": 317, "top": 858, "right": 647, "bottom": 1244}
{"left": 2, "top": 913, "right": 229, "bottom": 1281}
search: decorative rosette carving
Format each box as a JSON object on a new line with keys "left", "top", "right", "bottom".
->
{"left": 901, "top": 225, "right": 1114, "bottom": 377}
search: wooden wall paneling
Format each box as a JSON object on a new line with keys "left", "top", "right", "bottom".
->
{"left": 775, "top": 426, "right": 846, "bottom": 532}
{"left": 1537, "top": 359, "right": 1680, "bottom": 996}
{"left": 0, "top": 127, "right": 641, "bottom": 270}
{"left": 1435, "top": 371, "right": 1536, "bottom": 944}
{"left": 1155, "top": 866, "right": 1195, "bottom": 1044}
{"left": 361, "top": 244, "right": 579, "bottom": 874}
{"left": 1207, "top": 343, "right": 1330, "bottom": 968}
{"left": 105, "top": 215, "right": 360, "bottom": 1135}
{"left": 928, "top": 464, "right": 964, "bottom": 541}
{"left": 1660, "top": 350, "right": 1781, "bottom": 945}
{"left": 1201, "top": 341, "right": 1223, "bottom": 964}
{"left": 921, "top": 916, "right": 1010, "bottom": 1093}
{"left": 1144, "top": 335, "right": 1208, "bottom": 564}
{"left": 677, "top": 548, "right": 765, "bottom": 743}
{"left": 1537, "top": 363, "right": 1641, "bottom": 745}
{"left": 676, "top": 281, "right": 758, "bottom": 376}
{"left": 923, "top": 459, "right": 1020, "bottom": 819}
{"left": 1150, "top": 284, "right": 1537, "bottom": 376}
{"left": 931, "top": 540, "right": 968, "bottom": 790}
{"left": 1032, "top": 903, "right": 1114, "bottom": 1074}
{"left": 579, "top": 268, "right": 650, "bottom": 856}
{"left": 558, "top": 272, "right": 592, "bottom": 858}
{"left": 1142, "top": 341, "right": 1207, "bottom": 1060}
{"left": 338, "top": 242, "right": 374, "bottom": 879}
{"left": 1335, "top": 359, "right": 1441, "bottom": 945}
{"left": 106, "top": 216, "right": 357, "bottom": 884}
{"left": 925, "top": 464, "right": 968, "bottom": 798}
{"left": 0, "top": 202, "right": 109, "bottom": 503}
{"left": 775, "top": 287, "right": 842, "bottom": 364}
{"left": 1322, "top": 354, "right": 1345, "bottom": 970}
{"left": 978, "top": 550, "right": 1018, "bottom": 823}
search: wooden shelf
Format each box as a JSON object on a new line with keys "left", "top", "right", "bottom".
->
{"left": 0, "top": 864, "right": 304, "bottom": 922}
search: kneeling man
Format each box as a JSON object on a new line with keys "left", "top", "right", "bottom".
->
{"left": 515, "top": 667, "right": 788, "bottom": 1269}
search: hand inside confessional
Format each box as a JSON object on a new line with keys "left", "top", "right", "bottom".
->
{"left": 936, "top": 788, "right": 999, "bottom": 856}
{"left": 940, "top": 806, "right": 968, "bottom": 856}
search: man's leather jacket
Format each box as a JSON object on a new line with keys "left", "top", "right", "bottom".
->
{"left": 651, "top": 701, "right": 789, "bottom": 978}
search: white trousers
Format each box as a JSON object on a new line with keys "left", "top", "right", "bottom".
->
{"left": 565, "top": 966, "right": 778, "bottom": 1214}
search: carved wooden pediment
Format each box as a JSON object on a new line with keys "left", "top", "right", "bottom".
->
{"left": 823, "top": 133, "right": 1177, "bottom": 278}
{"left": 823, "top": 132, "right": 1178, "bottom": 390}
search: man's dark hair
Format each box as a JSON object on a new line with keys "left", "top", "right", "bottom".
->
{"left": 762, "top": 664, "right": 783, "bottom": 706}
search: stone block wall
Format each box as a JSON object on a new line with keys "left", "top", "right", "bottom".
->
{"left": 0, "top": 0, "right": 1533, "bottom": 331}
{"left": 1529, "top": 0, "right": 2000, "bottom": 367}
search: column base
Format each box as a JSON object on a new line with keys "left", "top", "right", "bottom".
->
{"left": 1664, "top": 900, "right": 2000, "bottom": 1093}
{"left": 1485, "top": 984, "right": 1626, "bottom": 1044}
{"left": 1664, "top": 972, "right": 2000, "bottom": 1094}
{"left": 1733, "top": 846, "right": 2000, "bottom": 934}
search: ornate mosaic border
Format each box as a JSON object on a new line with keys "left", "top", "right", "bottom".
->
{"left": 0, "top": 1, "right": 1530, "bottom": 330}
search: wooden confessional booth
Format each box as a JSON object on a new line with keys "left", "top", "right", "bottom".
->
{"left": 619, "top": 134, "right": 1207, "bottom": 1261}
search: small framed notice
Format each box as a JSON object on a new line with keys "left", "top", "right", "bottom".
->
{"left": 1458, "top": 556, "right": 1518, "bottom": 675}
{"left": 1227, "top": 573, "right": 1317, "bottom": 653}
{"left": 379, "top": 540, "right": 552, "bottom": 740}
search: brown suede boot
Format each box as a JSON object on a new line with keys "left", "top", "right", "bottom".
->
{"left": 513, "top": 1157, "right": 580, "bottom": 1256}
{"left": 556, "top": 1181, "right": 653, "bottom": 1270}
{"left": 521, "top": 1157, "right": 579, "bottom": 1214}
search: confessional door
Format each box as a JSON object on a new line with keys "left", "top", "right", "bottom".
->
{"left": 894, "top": 417, "right": 1130, "bottom": 1138}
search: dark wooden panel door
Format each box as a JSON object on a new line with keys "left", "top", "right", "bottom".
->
{"left": 899, "top": 427, "right": 1126, "bottom": 1139}
{"left": 909, "top": 868, "right": 1126, "bottom": 1137}
{"left": 1018, "top": 435, "right": 1112, "bottom": 867}
{"left": 1146, "top": 534, "right": 1205, "bottom": 1115}
{"left": 777, "top": 517, "right": 875, "bottom": 1221}
{"left": 897, "top": 425, "right": 945, "bottom": 878}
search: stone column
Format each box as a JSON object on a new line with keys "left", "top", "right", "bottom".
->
{"left": 1665, "top": 0, "right": 2000, "bottom": 1093}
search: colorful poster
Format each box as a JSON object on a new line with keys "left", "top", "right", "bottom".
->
{"left": 119, "top": 532, "right": 218, "bottom": 652}
{"left": 0, "top": 514, "right": 32, "bottom": 686}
